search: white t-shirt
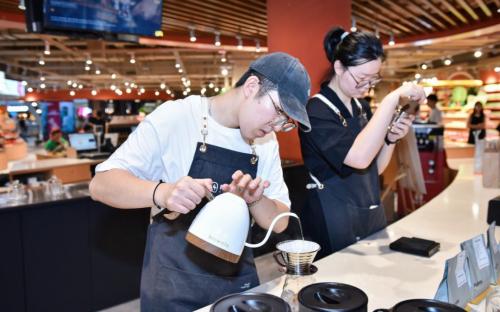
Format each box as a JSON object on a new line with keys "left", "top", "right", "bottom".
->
{"left": 96, "top": 95, "right": 291, "bottom": 208}
{"left": 428, "top": 107, "right": 443, "bottom": 124}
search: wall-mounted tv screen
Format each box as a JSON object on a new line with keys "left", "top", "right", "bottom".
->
{"left": 26, "top": 0, "right": 163, "bottom": 41}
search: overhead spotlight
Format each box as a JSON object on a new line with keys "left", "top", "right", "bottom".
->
{"left": 236, "top": 36, "right": 243, "bottom": 50}
{"left": 178, "top": 68, "right": 183, "bottom": 73}
{"left": 350, "top": 17, "right": 357, "bottom": 32}
{"left": 110, "top": 84, "right": 117, "bottom": 91}
{"left": 111, "top": 73, "right": 117, "bottom": 79}
{"left": 22, "top": 80, "right": 27, "bottom": 86}
{"left": 182, "top": 90, "right": 188, "bottom": 96}
{"left": 85, "top": 56, "right": 92, "bottom": 65}
{"left": 31, "top": 101, "right": 38, "bottom": 107}
{"left": 38, "top": 55, "right": 45, "bottom": 66}
{"left": 175, "top": 62, "right": 181, "bottom": 68}
{"left": 27, "top": 87, "right": 34, "bottom": 92}
{"left": 69, "top": 90, "right": 76, "bottom": 96}
{"left": 78, "top": 84, "right": 83, "bottom": 89}
{"left": 474, "top": 50, "right": 482, "bottom": 58}
{"left": 221, "top": 53, "right": 227, "bottom": 63}
{"left": 443, "top": 58, "right": 452, "bottom": 66}
{"left": 421, "top": 63, "right": 428, "bottom": 70}
{"left": 221, "top": 67, "right": 229, "bottom": 76}
{"left": 95, "top": 68, "right": 101, "bottom": 75}
{"left": 166, "top": 89, "right": 172, "bottom": 95}
{"left": 255, "top": 39, "right": 261, "bottom": 53}
{"left": 208, "top": 82, "right": 215, "bottom": 89}
{"left": 67, "top": 80, "right": 72, "bottom": 85}
{"left": 214, "top": 87, "right": 220, "bottom": 92}
{"left": 200, "top": 87, "right": 206, "bottom": 95}
{"left": 495, "top": 66, "right": 500, "bottom": 73}
{"left": 91, "top": 89, "right": 97, "bottom": 96}
{"left": 129, "top": 53, "right": 136, "bottom": 64}
{"left": 126, "top": 88, "right": 132, "bottom": 94}
{"left": 189, "top": 28, "right": 197, "bottom": 42}
{"left": 40, "top": 83, "right": 46, "bottom": 89}
{"left": 214, "top": 32, "right": 221, "bottom": 47}
{"left": 18, "top": 0, "right": 26, "bottom": 10}
{"left": 414, "top": 73, "right": 421, "bottom": 79}
{"left": 155, "top": 90, "right": 160, "bottom": 96}
{"left": 185, "top": 87, "right": 191, "bottom": 93}
{"left": 124, "top": 81, "right": 130, "bottom": 87}
{"left": 388, "top": 33, "right": 395, "bottom": 46}
{"left": 44, "top": 41, "right": 50, "bottom": 55}
{"left": 139, "top": 87, "right": 145, "bottom": 93}
{"left": 72, "top": 82, "right": 78, "bottom": 88}
{"left": 40, "top": 76, "right": 45, "bottom": 81}
{"left": 160, "top": 82, "right": 166, "bottom": 89}
{"left": 85, "top": 65, "right": 91, "bottom": 71}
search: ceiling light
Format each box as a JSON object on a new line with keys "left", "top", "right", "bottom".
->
{"left": 186, "top": 87, "right": 191, "bottom": 93}
{"left": 85, "top": 65, "right": 91, "bottom": 71}
{"left": 44, "top": 41, "right": 50, "bottom": 55}
{"left": 40, "top": 76, "right": 45, "bottom": 81}
{"left": 495, "top": 66, "right": 500, "bottom": 73}
{"left": 221, "top": 67, "right": 229, "bottom": 76}
{"left": 255, "top": 39, "right": 261, "bottom": 53}
{"left": 189, "top": 28, "right": 196, "bottom": 42}
{"left": 31, "top": 101, "right": 38, "bottom": 107}
{"left": 221, "top": 53, "right": 227, "bottom": 63}
{"left": 178, "top": 68, "right": 183, "bottom": 73}
{"left": 350, "top": 17, "right": 357, "bottom": 32}
{"left": 214, "top": 32, "right": 221, "bottom": 47}
{"left": 160, "top": 83, "right": 166, "bottom": 89}
{"left": 78, "top": 84, "right": 83, "bottom": 89}
{"left": 443, "top": 58, "right": 452, "bottom": 66}
{"left": 67, "top": 80, "right": 72, "bottom": 85}
{"left": 414, "top": 73, "right": 421, "bottom": 79}
{"left": 182, "top": 90, "right": 188, "bottom": 96}
{"left": 214, "top": 87, "right": 220, "bottom": 92}
{"left": 200, "top": 87, "right": 206, "bottom": 95}
{"left": 27, "top": 87, "right": 33, "bottom": 92}
{"left": 236, "top": 36, "right": 243, "bottom": 50}
{"left": 129, "top": 53, "right": 136, "bottom": 64}
{"left": 91, "top": 89, "right": 97, "bottom": 96}
{"left": 474, "top": 50, "right": 482, "bottom": 58}
{"left": 72, "top": 82, "right": 78, "bottom": 88}
{"left": 18, "top": 0, "right": 26, "bottom": 10}
{"left": 95, "top": 68, "right": 101, "bottom": 75}
{"left": 111, "top": 73, "right": 117, "bottom": 79}
{"left": 140, "top": 87, "right": 145, "bottom": 93}
{"left": 86, "top": 56, "right": 92, "bottom": 65}
{"left": 126, "top": 88, "right": 132, "bottom": 94}
{"left": 70, "top": 90, "right": 76, "bottom": 96}
{"left": 208, "top": 82, "right": 215, "bottom": 88}
{"left": 155, "top": 90, "right": 160, "bottom": 96}
{"left": 421, "top": 63, "right": 428, "bottom": 70}
{"left": 166, "top": 89, "right": 171, "bottom": 95}
{"left": 175, "top": 63, "right": 180, "bottom": 68}
{"left": 110, "top": 84, "right": 117, "bottom": 91}
{"left": 22, "top": 80, "right": 27, "bottom": 86}
{"left": 38, "top": 55, "right": 45, "bottom": 66}
{"left": 388, "top": 33, "right": 395, "bottom": 46}
{"left": 124, "top": 81, "right": 130, "bottom": 86}
{"left": 40, "top": 83, "right": 46, "bottom": 89}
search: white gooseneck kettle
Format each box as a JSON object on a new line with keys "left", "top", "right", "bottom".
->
{"left": 186, "top": 192, "right": 298, "bottom": 263}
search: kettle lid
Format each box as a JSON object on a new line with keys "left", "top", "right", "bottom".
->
{"left": 211, "top": 292, "right": 291, "bottom": 312}
{"left": 392, "top": 299, "right": 466, "bottom": 312}
{"left": 298, "top": 282, "right": 368, "bottom": 312}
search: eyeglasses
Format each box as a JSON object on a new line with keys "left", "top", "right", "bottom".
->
{"left": 346, "top": 68, "right": 382, "bottom": 89}
{"left": 267, "top": 93, "right": 296, "bottom": 132}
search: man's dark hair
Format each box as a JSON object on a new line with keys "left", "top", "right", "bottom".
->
{"left": 235, "top": 70, "right": 277, "bottom": 98}
{"left": 427, "top": 94, "right": 438, "bottom": 102}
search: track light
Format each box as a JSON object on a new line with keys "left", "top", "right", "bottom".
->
{"left": 189, "top": 28, "right": 196, "bottom": 42}
{"left": 155, "top": 90, "right": 160, "bottom": 96}
{"left": 388, "top": 33, "right": 395, "bottom": 46}
{"left": 69, "top": 90, "right": 76, "bottom": 96}
{"left": 160, "top": 82, "right": 166, "bottom": 89}
{"left": 91, "top": 89, "right": 97, "bottom": 96}
{"left": 474, "top": 50, "right": 482, "bottom": 58}
{"left": 86, "top": 56, "right": 92, "bottom": 65}
{"left": 44, "top": 41, "right": 50, "bottom": 55}
{"left": 255, "top": 39, "right": 261, "bottom": 53}
{"left": 421, "top": 63, "right": 428, "bottom": 70}
{"left": 129, "top": 53, "right": 136, "bottom": 64}
{"left": 111, "top": 73, "right": 117, "bottom": 79}
{"left": 18, "top": 0, "right": 26, "bottom": 10}
{"left": 72, "top": 82, "right": 77, "bottom": 88}
{"left": 221, "top": 67, "right": 229, "bottom": 76}
{"left": 95, "top": 68, "right": 101, "bottom": 75}
{"left": 221, "top": 53, "right": 227, "bottom": 63}
{"left": 175, "top": 62, "right": 181, "bottom": 68}
{"left": 27, "top": 87, "right": 33, "bottom": 92}
{"left": 40, "top": 76, "right": 45, "bottom": 81}
{"left": 236, "top": 36, "right": 243, "bottom": 50}
{"left": 414, "top": 73, "right": 421, "bottom": 79}
{"left": 214, "top": 32, "right": 221, "bottom": 47}
{"left": 350, "top": 17, "right": 357, "bottom": 32}
{"left": 85, "top": 65, "right": 91, "bottom": 71}
{"left": 495, "top": 66, "right": 500, "bottom": 73}
{"left": 443, "top": 58, "right": 452, "bottom": 66}
{"left": 22, "top": 80, "right": 27, "bottom": 86}
{"left": 38, "top": 55, "right": 45, "bottom": 66}
{"left": 40, "top": 83, "right": 46, "bottom": 89}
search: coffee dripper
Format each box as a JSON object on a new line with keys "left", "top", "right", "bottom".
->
{"left": 273, "top": 240, "right": 321, "bottom": 311}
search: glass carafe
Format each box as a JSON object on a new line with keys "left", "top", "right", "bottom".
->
{"left": 47, "top": 175, "right": 64, "bottom": 197}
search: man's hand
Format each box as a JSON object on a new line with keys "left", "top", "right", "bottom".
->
{"left": 157, "top": 176, "right": 212, "bottom": 214}
{"left": 221, "top": 170, "right": 270, "bottom": 204}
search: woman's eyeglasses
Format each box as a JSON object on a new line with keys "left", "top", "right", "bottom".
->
{"left": 268, "top": 93, "right": 296, "bottom": 132}
{"left": 347, "top": 68, "right": 382, "bottom": 89}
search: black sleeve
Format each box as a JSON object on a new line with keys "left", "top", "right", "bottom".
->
{"left": 300, "top": 98, "right": 357, "bottom": 178}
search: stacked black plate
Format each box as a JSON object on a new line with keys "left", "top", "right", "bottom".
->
{"left": 211, "top": 292, "right": 291, "bottom": 312}
{"left": 298, "top": 282, "right": 368, "bottom": 312}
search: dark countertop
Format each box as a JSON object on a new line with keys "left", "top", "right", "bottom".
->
{"left": 0, "top": 182, "right": 90, "bottom": 211}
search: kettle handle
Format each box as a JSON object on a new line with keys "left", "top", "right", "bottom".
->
{"left": 244, "top": 212, "right": 298, "bottom": 248}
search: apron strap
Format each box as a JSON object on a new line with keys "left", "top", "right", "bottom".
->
{"left": 313, "top": 94, "right": 347, "bottom": 127}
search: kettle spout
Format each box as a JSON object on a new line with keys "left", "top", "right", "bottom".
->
{"left": 245, "top": 212, "right": 299, "bottom": 248}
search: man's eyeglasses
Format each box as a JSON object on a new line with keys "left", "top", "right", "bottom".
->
{"left": 268, "top": 93, "right": 296, "bottom": 132}
{"left": 347, "top": 68, "right": 382, "bottom": 89}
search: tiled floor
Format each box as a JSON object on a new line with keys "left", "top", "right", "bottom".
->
{"left": 99, "top": 252, "right": 282, "bottom": 312}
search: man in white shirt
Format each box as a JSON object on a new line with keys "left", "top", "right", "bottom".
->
{"left": 89, "top": 52, "right": 311, "bottom": 312}
{"left": 426, "top": 94, "right": 442, "bottom": 124}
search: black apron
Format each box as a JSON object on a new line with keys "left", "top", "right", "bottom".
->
{"left": 302, "top": 95, "right": 386, "bottom": 259}
{"left": 140, "top": 103, "right": 260, "bottom": 311}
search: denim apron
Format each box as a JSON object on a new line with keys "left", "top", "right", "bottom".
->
{"left": 302, "top": 94, "right": 386, "bottom": 259}
{"left": 140, "top": 99, "right": 260, "bottom": 311}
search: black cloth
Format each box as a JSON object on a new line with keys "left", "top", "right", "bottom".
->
{"left": 140, "top": 142, "right": 259, "bottom": 312}
{"left": 299, "top": 83, "right": 386, "bottom": 259}
{"left": 467, "top": 114, "right": 486, "bottom": 144}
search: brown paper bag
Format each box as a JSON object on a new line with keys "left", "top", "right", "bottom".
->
{"left": 483, "top": 151, "right": 500, "bottom": 189}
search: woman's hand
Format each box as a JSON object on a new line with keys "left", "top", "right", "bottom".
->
{"left": 221, "top": 170, "right": 270, "bottom": 204}
{"left": 387, "top": 113, "right": 415, "bottom": 143}
{"left": 394, "top": 82, "right": 427, "bottom": 105}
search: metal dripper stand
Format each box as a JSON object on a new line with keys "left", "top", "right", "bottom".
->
{"left": 273, "top": 240, "right": 320, "bottom": 311}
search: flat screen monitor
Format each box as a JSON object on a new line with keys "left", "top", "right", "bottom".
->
{"left": 26, "top": 0, "right": 163, "bottom": 39}
{"left": 69, "top": 133, "right": 97, "bottom": 151}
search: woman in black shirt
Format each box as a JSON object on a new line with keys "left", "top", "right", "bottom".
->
{"left": 467, "top": 102, "right": 486, "bottom": 144}
{"left": 299, "top": 27, "right": 426, "bottom": 258}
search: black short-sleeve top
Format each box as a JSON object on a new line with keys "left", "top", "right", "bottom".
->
{"left": 299, "top": 82, "right": 373, "bottom": 181}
